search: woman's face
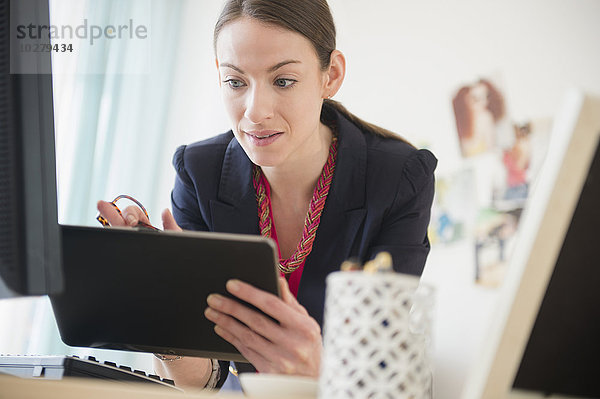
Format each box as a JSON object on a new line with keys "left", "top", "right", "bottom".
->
{"left": 468, "top": 83, "right": 489, "bottom": 112}
{"left": 215, "top": 17, "right": 330, "bottom": 168}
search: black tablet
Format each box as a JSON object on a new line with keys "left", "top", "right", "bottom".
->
{"left": 50, "top": 225, "right": 280, "bottom": 362}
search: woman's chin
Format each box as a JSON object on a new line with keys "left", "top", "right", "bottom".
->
{"left": 244, "top": 147, "right": 287, "bottom": 168}
{"left": 250, "top": 156, "right": 284, "bottom": 168}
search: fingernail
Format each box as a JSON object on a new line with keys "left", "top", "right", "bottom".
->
{"left": 204, "top": 307, "right": 217, "bottom": 318}
{"left": 207, "top": 294, "right": 222, "bottom": 307}
{"left": 227, "top": 279, "right": 240, "bottom": 293}
{"left": 126, "top": 215, "right": 136, "bottom": 226}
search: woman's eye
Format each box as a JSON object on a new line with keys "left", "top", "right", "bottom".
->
{"left": 223, "top": 79, "right": 245, "bottom": 89}
{"left": 274, "top": 78, "right": 296, "bottom": 88}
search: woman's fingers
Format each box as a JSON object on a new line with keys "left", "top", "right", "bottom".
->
{"left": 206, "top": 281, "right": 323, "bottom": 376}
{"left": 206, "top": 294, "right": 286, "bottom": 344}
{"left": 203, "top": 277, "right": 323, "bottom": 376}
{"left": 97, "top": 201, "right": 150, "bottom": 227}
{"left": 212, "top": 325, "right": 278, "bottom": 373}
{"left": 206, "top": 307, "right": 277, "bottom": 358}
{"left": 121, "top": 205, "right": 150, "bottom": 226}
{"left": 223, "top": 279, "right": 303, "bottom": 327}
{"left": 97, "top": 200, "right": 126, "bottom": 226}
{"left": 162, "top": 209, "right": 182, "bottom": 231}
{"left": 97, "top": 202, "right": 176, "bottom": 230}
{"left": 207, "top": 308, "right": 298, "bottom": 374}
{"left": 278, "top": 276, "right": 309, "bottom": 316}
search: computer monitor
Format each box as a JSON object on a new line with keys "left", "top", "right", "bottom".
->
{"left": 0, "top": 0, "right": 62, "bottom": 298}
{"left": 461, "top": 90, "right": 600, "bottom": 398}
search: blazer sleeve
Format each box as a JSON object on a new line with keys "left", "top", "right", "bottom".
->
{"left": 366, "top": 149, "right": 437, "bottom": 276}
{"left": 171, "top": 145, "right": 210, "bottom": 231}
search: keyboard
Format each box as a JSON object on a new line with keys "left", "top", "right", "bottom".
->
{"left": 0, "top": 355, "right": 180, "bottom": 390}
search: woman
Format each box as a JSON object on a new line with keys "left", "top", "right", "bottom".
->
{"left": 98, "top": 0, "right": 437, "bottom": 391}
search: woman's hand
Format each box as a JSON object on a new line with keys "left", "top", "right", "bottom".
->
{"left": 204, "top": 276, "right": 322, "bottom": 377}
{"left": 96, "top": 201, "right": 182, "bottom": 231}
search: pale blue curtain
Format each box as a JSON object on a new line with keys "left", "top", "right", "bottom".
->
{"left": 0, "top": 0, "right": 183, "bottom": 373}
{"left": 57, "top": 0, "right": 183, "bottom": 225}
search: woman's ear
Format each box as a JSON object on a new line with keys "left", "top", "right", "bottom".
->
{"left": 322, "top": 50, "right": 346, "bottom": 99}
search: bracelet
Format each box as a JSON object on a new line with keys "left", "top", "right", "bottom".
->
{"left": 153, "top": 353, "right": 183, "bottom": 362}
{"left": 204, "top": 359, "right": 221, "bottom": 390}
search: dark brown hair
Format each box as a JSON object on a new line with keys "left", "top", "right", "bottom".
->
{"left": 479, "top": 79, "right": 505, "bottom": 122}
{"left": 213, "top": 0, "right": 411, "bottom": 145}
{"left": 452, "top": 86, "right": 472, "bottom": 140}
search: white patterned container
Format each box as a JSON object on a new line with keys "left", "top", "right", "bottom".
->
{"left": 319, "top": 272, "right": 434, "bottom": 399}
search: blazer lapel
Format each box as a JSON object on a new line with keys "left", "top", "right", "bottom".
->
{"left": 209, "top": 137, "right": 259, "bottom": 235}
{"left": 297, "top": 113, "right": 368, "bottom": 325}
{"left": 312, "top": 114, "right": 368, "bottom": 262}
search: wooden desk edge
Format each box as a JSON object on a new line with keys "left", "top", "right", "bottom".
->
{"left": 0, "top": 374, "right": 243, "bottom": 399}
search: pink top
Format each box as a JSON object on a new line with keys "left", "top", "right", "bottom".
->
{"left": 503, "top": 150, "right": 527, "bottom": 187}
{"left": 260, "top": 174, "right": 305, "bottom": 298}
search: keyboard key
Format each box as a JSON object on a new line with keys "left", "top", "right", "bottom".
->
{"left": 119, "top": 365, "right": 132, "bottom": 372}
{"left": 104, "top": 361, "right": 117, "bottom": 368}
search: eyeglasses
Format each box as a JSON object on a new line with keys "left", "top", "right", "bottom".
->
{"left": 96, "top": 194, "right": 160, "bottom": 231}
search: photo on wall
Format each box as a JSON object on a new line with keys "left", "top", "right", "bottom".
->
{"left": 474, "top": 207, "right": 521, "bottom": 288}
{"left": 430, "top": 168, "right": 478, "bottom": 245}
{"left": 452, "top": 78, "right": 511, "bottom": 158}
{"left": 492, "top": 118, "right": 553, "bottom": 211}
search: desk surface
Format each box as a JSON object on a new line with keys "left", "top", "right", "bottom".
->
{"left": 0, "top": 374, "right": 247, "bottom": 399}
{"left": 1, "top": 374, "right": 587, "bottom": 399}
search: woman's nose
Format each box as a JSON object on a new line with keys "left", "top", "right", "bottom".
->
{"left": 244, "top": 85, "right": 274, "bottom": 123}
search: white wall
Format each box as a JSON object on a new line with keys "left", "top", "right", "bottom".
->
{"left": 158, "top": 1, "right": 600, "bottom": 398}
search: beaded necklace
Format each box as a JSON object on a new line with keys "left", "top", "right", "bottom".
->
{"left": 252, "top": 137, "right": 338, "bottom": 274}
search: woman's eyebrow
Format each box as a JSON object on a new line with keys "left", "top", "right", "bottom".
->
{"left": 219, "top": 59, "right": 302, "bottom": 74}
{"left": 268, "top": 60, "right": 301, "bottom": 72}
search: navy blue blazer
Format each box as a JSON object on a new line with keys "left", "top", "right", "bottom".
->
{"left": 171, "top": 104, "right": 437, "bottom": 327}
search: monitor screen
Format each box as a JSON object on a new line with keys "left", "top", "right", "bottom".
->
{"left": 461, "top": 90, "right": 600, "bottom": 398}
{"left": 0, "top": 0, "right": 62, "bottom": 297}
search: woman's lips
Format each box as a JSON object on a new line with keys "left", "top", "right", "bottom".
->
{"left": 244, "top": 130, "right": 283, "bottom": 147}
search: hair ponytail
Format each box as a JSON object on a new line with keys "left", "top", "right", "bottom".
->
{"left": 324, "top": 99, "right": 413, "bottom": 146}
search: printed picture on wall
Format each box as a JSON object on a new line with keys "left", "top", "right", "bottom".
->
{"left": 430, "top": 168, "right": 478, "bottom": 245}
{"left": 492, "top": 118, "right": 553, "bottom": 210}
{"left": 452, "top": 78, "right": 510, "bottom": 158}
{"left": 474, "top": 208, "right": 522, "bottom": 288}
